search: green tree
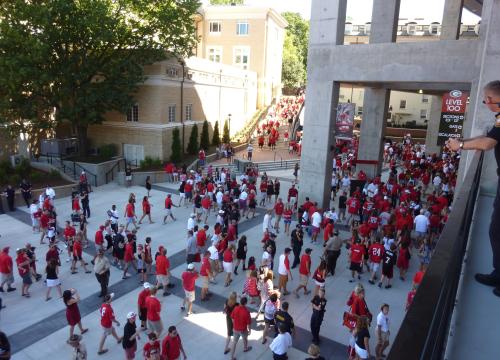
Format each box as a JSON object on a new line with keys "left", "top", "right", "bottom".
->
{"left": 170, "top": 128, "right": 182, "bottom": 163}
{"left": 210, "top": 0, "right": 244, "bottom": 4}
{"left": 282, "top": 12, "right": 310, "bottom": 69}
{"left": 0, "top": 0, "right": 200, "bottom": 156}
{"left": 200, "top": 120, "right": 210, "bottom": 151}
{"left": 222, "top": 119, "right": 230, "bottom": 144}
{"left": 187, "top": 124, "right": 199, "bottom": 155}
{"left": 212, "top": 121, "right": 221, "bottom": 147}
{"left": 282, "top": 35, "right": 306, "bottom": 93}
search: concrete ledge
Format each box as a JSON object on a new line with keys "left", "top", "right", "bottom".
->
{"left": 0, "top": 183, "right": 77, "bottom": 212}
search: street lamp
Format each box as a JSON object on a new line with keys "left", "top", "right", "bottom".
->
{"left": 178, "top": 59, "right": 186, "bottom": 153}
{"left": 228, "top": 114, "right": 232, "bottom": 142}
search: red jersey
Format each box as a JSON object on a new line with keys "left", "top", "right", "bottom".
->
{"left": 164, "top": 197, "right": 173, "bottom": 209}
{"left": 223, "top": 248, "right": 233, "bottom": 262}
{"left": 196, "top": 230, "right": 207, "bottom": 247}
{"left": 138, "top": 288, "right": 150, "bottom": 309}
{"left": 73, "top": 241, "right": 83, "bottom": 256}
{"left": 64, "top": 226, "right": 76, "bottom": 239}
{"left": 201, "top": 197, "right": 211, "bottom": 209}
{"left": 368, "top": 243, "right": 385, "bottom": 263}
{"left": 143, "top": 341, "right": 161, "bottom": 359}
{"left": 125, "top": 203, "right": 135, "bottom": 217}
{"left": 358, "top": 223, "right": 371, "bottom": 238}
{"left": 367, "top": 216, "right": 379, "bottom": 230}
{"left": 145, "top": 296, "right": 161, "bottom": 321}
{"left": 231, "top": 305, "right": 251, "bottom": 331}
{"left": 181, "top": 271, "right": 198, "bottom": 291}
{"left": 95, "top": 230, "right": 104, "bottom": 245}
{"left": 155, "top": 255, "right": 169, "bottom": 275}
{"left": 124, "top": 242, "right": 134, "bottom": 262}
{"left": 350, "top": 244, "right": 365, "bottom": 263}
{"left": 40, "top": 213, "right": 50, "bottom": 228}
{"left": 0, "top": 253, "right": 12, "bottom": 274}
{"left": 200, "top": 256, "right": 210, "bottom": 276}
{"left": 162, "top": 335, "right": 182, "bottom": 360}
{"left": 142, "top": 200, "right": 151, "bottom": 213}
{"left": 299, "top": 254, "right": 311, "bottom": 275}
{"left": 347, "top": 198, "right": 360, "bottom": 215}
{"left": 100, "top": 303, "right": 115, "bottom": 328}
{"left": 323, "top": 223, "right": 334, "bottom": 242}
{"left": 274, "top": 202, "right": 284, "bottom": 215}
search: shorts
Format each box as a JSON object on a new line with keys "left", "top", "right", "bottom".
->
{"left": 312, "top": 226, "right": 320, "bottom": 235}
{"left": 370, "top": 262, "right": 380, "bottom": 273}
{"left": 382, "top": 266, "right": 394, "bottom": 279}
{"left": 179, "top": 193, "right": 185, "bottom": 199}
{"left": 314, "top": 280, "right": 325, "bottom": 288}
{"left": 126, "top": 217, "right": 135, "bottom": 224}
{"left": 156, "top": 274, "right": 170, "bottom": 286}
{"left": 126, "top": 176, "right": 132, "bottom": 181}
{"left": 289, "top": 197, "right": 297, "bottom": 205}
{"left": 201, "top": 276, "right": 209, "bottom": 288}
{"left": 415, "top": 231, "right": 427, "bottom": 238}
{"left": 139, "top": 307, "right": 147, "bottom": 321}
{"left": 203, "top": 208, "right": 210, "bottom": 217}
{"left": 147, "top": 319, "right": 163, "bottom": 335}
{"left": 264, "top": 317, "right": 275, "bottom": 326}
{"left": 31, "top": 216, "right": 38, "bottom": 227}
{"left": 73, "top": 255, "right": 82, "bottom": 261}
{"left": 138, "top": 268, "right": 146, "bottom": 274}
{"left": 233, "top": 330, "right": 248, "bottom": 342}
{"left": 102, "top": 325, "right": 114, "bottom": 336}
{"left": 1, "top": 273, "right": 14, "bottom": 284}
{"left": 124, "top": 342, "right": 137, "bottom": 360}
{"left": 46, "top": 278, "right": 61, "bottom": 287}
{"left": 299, "top": 274, "right": 309, "bottom": 286}
{"left": 278, "top": 274, "right": 288, "bottom": 288}
{"left": 184, "top": 290, "right": 195, "bottom": 303}
{"left": 185, "top": 192, "right": 192, "bottom": 200}
{"left": 284, "top": 219, "right": 291, "bottom": 225}
{"left": 378, "top": 330, "right": 390, "bottom": 344}
{"left": 350, "top": 262, "right": 362, "bottom": 272}
{"left": 355, "top": 343, "right": 369, "bottom": 359}
{"left": 164, "top": 209, "right": 172, "bottom": 216}
{"left": 223, "top": 261, "right": 233, "bottom": 273}
{"left": 239, "top": 199, "right": 247, "bottom": 210}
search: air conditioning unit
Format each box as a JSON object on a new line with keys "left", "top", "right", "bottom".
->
{"left": 10, "top": 155, "right": 24, "bottom": 167}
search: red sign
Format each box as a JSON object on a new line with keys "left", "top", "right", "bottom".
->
{"left": 441, "top": 90, "right": 468, "bottom": 113}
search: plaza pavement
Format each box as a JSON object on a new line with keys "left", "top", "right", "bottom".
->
{"left": 0, "top": 173, "right": 417, "bottom": 359}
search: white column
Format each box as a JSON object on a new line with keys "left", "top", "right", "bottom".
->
{"left": 424, "top": 95, "right": 443, "bottom": 155}
{"left": 440, "top": 0, "right": 464, "bottom": 40}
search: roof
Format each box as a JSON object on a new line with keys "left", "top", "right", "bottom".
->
{"left": 199, "top": 5, "right": 288, "bottom": 28}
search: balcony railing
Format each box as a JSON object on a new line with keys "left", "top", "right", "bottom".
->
{"left": 388, "top": 151, "right": 484, "bottom": 360}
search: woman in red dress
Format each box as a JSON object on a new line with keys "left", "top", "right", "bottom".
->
{"left": 63, "top": 289, "right": 88, "bottom": 341}
{"left": 397, "top": 242, "right": 411, "bottom": 281}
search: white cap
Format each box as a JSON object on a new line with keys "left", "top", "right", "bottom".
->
{"left": 187, "top": 263, "right": 195, "bottom": 270}
{"left": 143, "top": 282, "right": 151, "bottom": 289}
{"left": 127, "top": 311, "right": 136, "bottom": 319}
{"left": 190, "top": 213, "right": 196, "bottom": 217}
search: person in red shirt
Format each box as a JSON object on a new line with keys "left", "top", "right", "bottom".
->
{"left": 162, "top": 326, "right": 187, "bottom": 360}
{"left": 39, "top": 209, "right": 50, "bottom": 244}
{"left": 98, "top": 293, "right": 122, "bottom": 355}
{"left": 199, "top": 250, "right": 212, "bottom": 301}
{"left": 201, "top": 194, "right": 212, "bottom": 224}
{"left": 349, "top": 239, "right": 365, "bottom": 282}
{"left": 196, "top": 225, "right": 209, "bottom": 252}
{"left": 323, "top": 219, "right": 334, "bottom": 244}
{"left": 413, "top": 269, "right": 425, "bottom": 286}
{"left": 273, "top": 198, "right": 284, "bottom": 233}
{"left": 294, "top": 248, "right": 312, "bottom": 298}
{"left": 222, "top": 244, "right": 235, "bottom": 287}
{"left": 358, "top": 222, "right": 371, "bottom": 241}
{"left": 63, "top": 221, "right": 76, "bottom": 261}
{"left": 71, "top": 237, "right": 91, "bottom": 275}
{"left": 143, "top": 332, "right": 161, "bottom": 360}
{"left": 346, "top": 197, "right": 360, "bottom": 225}
{"left": 155, "top": 247, "right": 171, "bottom": 297}
{"left": 124, "top": 199, "right": 139, "bottom": 231}
{"left": 283, "top": 204, "right": 293, "bottom": 235}
{"left": 94, "top": 225, "right": 105, "bottom": 252}
{"left": 123, "top": 238, "right": 137, "bottom": 279}
{"left": 137, "top": 282, "right": 151, "bottom": 330}
{"left": 138, "top": 196, "right": 154, "bottom": 225}
{"left": 288, "top": 185, "right": 299, "bottom": 209}
{"left": 368, "top": 237, "right": 385, "bottom": 284}
{"left": 72, "top": 195, "right": 81, "bottom": 213}
{"left": 0, "top": 247, "right": 15, "bottom": 292}
{"left": 230, "top": 296, "right": 252, "bottom": 358}
{"left": 145, "top": 287, "right": 163, "bottom": 337}
{"left": 406, "top": 284, "right": 418, "bottom": 311}
{"left": 163, "top": 194, "right": 178, "bottom": 224}
{"left": 181, "top": 264, "right": 199, "bottom": 316}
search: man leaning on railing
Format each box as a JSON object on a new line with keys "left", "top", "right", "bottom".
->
{"left": 446, "top": 80, "right": 500, "bottom": 297}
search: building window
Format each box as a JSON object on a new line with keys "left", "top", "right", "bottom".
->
{"left": 185, "top": 104, "right": 192, "bottom": 121}
{"left": 422, "top": 95, "right": 429, "bottom": 103}
{"left": 357, "top": 106, "right": 363, "bottom": 115}
{"left": 408, "top": 25, "right": 416, "bottom": 35}
{"left": 420, "top": 109, "right": 428, "bottom": 119}
{"left": 233, "top": 47, "right": 250, "bottom": 70}
{"left": 168, "top": 105, "right": 176, "bottom": 123}
{"left": 209, "top": 21, "right": 222, "bottom": 34}
{"left": 127, "top": 104, "right": 139, "bottom": 122}
{"left": 207, "top": 47, "right": 222, "bottom": 63}
{"left": 166, "top": 67, "right": 179, "bottom": 78}
{"left": 345, "top": 23, "right": 352, "bottom": 35}
{"left": 400, "top": 100, "right": 407, "bottom": 109}
{"left": 236, "top": 21, "right": 249, "bottom": 36}
{"left": 431, "top": 25, "right": 439, "bottom": 35}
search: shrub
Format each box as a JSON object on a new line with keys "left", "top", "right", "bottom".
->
{"left": 0, "top": 160, "right": 13, "bottom": 175}
{"left": 187, "top": 124, "right": 199, "bottom": 155}
{"left": 99, "top": 144, "right": 117, "bottom": 159}
{"left": 222, "top": 119, "right": 230, "bottom": 144}
{"left": 212, "top": 121, "right": 220, "bottom": 147}
{"left": 15, "top": 158, "right": 31, "bottom": 178}
{"left": 200, "top": 120, "right": 210, "bottom": 151}
{"left": 49, "top": 169, "right": 61, "bottom": 179}
{"left": 171, "top": 128, "right": 182, "bottom": 163}
{"left": 140, "top": 156, "right": 162, "bottom": 170}
{"left": 30, "top": 172, "right": 43, "bottom": 183}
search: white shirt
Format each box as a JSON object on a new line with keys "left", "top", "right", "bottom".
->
{"left": 220, "top": 172, "right": 226, "bottom": 183}
{"left": 341, "top": 177, "right": 351, "bottom": 187}
{"left": 263, "top": 214, "right": 272, "bottom": 233}
{"left": 278, "top": 254, "right": 289, "bottom": 276}
{"left": 109, "top": 210, "right": 119, "bottom": 224}
{"left": 29, "top": 203, "right": 39, "bottom": 216}
{"left": 239, "top": 191, "right": 248, "bottom": 201}
{"left": 383, "top": 237, "right": 395, "bottom": 251}
{"left": 414, "top": 214, "right": 430, "bottom": 233}
{"left": 216, "top": 191, "right": 223, "bottom": 204}
{"left": 270, "top": 332, "right": 292, "bottom": 355}
{"left": 45, "top": 187, "right": 55, "bottom": 199}
{"left": 187, "top": 217, "right": 195, "bottom": 231}
{"left": 367, "top": 183, "right": 378, "bottom": 198}
{"left": 377, "top": 311, "right": 390, "bottom": 332}
{"left": 262, "top": 251, "right": 272, "bottom": 266}
{"left": 208, "top": 245, "right": 218, "bottom": 260}
{"left": 311, "top": 212, "right": 322, "bottom": 227}
{"left": 433, "top": 176, "right": 442, "bottom": 186}
{"left": 380, "top": 211, "right": 391, "bottom": 226}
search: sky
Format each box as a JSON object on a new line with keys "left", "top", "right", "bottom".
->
{"left": 244, "top": 0, "right": 481, "bottom": 24}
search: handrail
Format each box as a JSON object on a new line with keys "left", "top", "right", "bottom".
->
{"left": 291, "top": 100, "right": 305, "bottom": 140}
{"left": 388, "top": 151, "right": 484, "bottom": 360}
{"left": 40, "top": 153, "right": 97, "bottom": 187}
{"left": 105, "top": 159, "right": 125, "bottom": 184}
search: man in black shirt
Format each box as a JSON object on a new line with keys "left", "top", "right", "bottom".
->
{"left": 338, "top": 191, "right": 348, "bottom": 223}
{"left": 2, "top": 185, "right": 15, "bottom": 212}
{"left": 310, "top": 288, "right": 327, "bottom": 345}
{"left": 447, "top": 80, "right": 500, "bottom": 297}
{"left": 19, "top": 179, "right": 32, "bottom": 208}
{"left": 123, "top": 312, "right": 140, "bottom": 358}
{"left": 274, "top": 301, "right": 295, "bottom": 336}
{"left": 290, "top": 225, "right": 304, "bottom": 268}
{"left": 379, "top": 243, "right": 397, "bottom": 289}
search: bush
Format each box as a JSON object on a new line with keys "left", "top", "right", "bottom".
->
{"left": 49, "top": 169, "right": 61, "bottom": 179}
{"left": 187, "top": 124, "right": 199, "bottom": 155}
{"left": 15, "top": 158, "right": 31, "bottom": 178}
{"left": 171, "top": 128, "right": 182, "bottom": 163}
{"left": 212, "top": 121, "right": 220, "bottom": 147}
{"left": 222, "top": 119, "right": 230, "bottom": 144}
{"left": 140, "top": 156, "right": 162, "bottom": 170}
{"left": 200, "top": 120, "right": 210, "bottom": 151}
{"left": 0, "top": 160, "right": 13, "bottom": 175}
{"left": 30, "top": 172, "right": 43, "bottom": 183}
{"left": 9, "top": 174, "right": 20, "bottom": 185}
{"left": 99, "top": 144, "right": 117, "bottom": 159}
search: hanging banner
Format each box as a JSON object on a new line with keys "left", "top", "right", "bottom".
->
{"left": 437, "top": 90, "right": 468, "bottom": 145}
{"left": 335, "top": 102, "right": 355, "bottom": 140}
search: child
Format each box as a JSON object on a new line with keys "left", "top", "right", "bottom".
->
{"left": 243, "top": 270, "right": 260, "bottom": 304}
{"left": 143, "top": 332, "right": 161, "bottom": 360}
{"left": 406, "top": 284, "right": 418, "bottom": 311}
{"left": 137, "top": 244, "right": 147, "bottom": 283}
{"left": 247, "top": 256, "right": 256, "bottom": 272}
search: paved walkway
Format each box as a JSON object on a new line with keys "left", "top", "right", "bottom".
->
{"left": 0, "top": 179, "right": 415, "bottom": 360}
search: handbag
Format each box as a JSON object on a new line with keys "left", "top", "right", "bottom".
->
{"left": 343, "top": 311, "right": 357, "bottom": 330}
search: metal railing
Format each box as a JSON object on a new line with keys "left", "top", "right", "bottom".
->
{"left": 388, "top": 151, "right": 484, "bottom": 360}
{"left": 38, "top": 153, "right": 97, "bottom": 187}
{"left": 105, "top": 158, "right": 126, "bottom": 184}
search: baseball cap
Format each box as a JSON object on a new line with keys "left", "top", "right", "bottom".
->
{"left": 143, "top": 282, "right": 152, "bottom": 289}
{"left": 190, "top": 213, "right": 196, "bottom": 217}
{"left": 127, "top": 311, "right": 136, "bottom": 319}
{"left": 187, "top": 263, "right": 195, "bottom": 270}
{"left": 104, "top": 293, "right": 114, "bottom": 302}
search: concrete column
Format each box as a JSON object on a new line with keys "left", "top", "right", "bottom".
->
{"left": 298, "top": 0, "right": 347, "bottom": 209}
{"left": 370, "top": 0, "right": 401, "bottom": 43}
{"left": 458, "top": 0, "right": 500, "bottom": 195}
{"left": 440, "top": 0, "right": 464, "bottom": 40}
{"left": 424, "top": 95, "right": 443, "bottom": 155}
{"left": 357, "top": 88, "right": 389, "bottom": 178}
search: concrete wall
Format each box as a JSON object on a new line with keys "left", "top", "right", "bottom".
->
{"left": 0, "top": 183, "right": 76, "bottom": 213}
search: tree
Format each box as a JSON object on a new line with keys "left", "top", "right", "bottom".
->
{"left": 170, "top": 128, "right": 182, "bottom": 163}
{"left": 282, "top": 12, "right": 310, "bottom": 69}
{"left": 222, "top": 119, "right": 230, "bottom": 144}
{"left": 210, "top": 0, "right": 244, "bottom": 4}
{"left": 187, "top": 124, "right": 199, "bottom": 155}
{"left": 212, "top": 121, "right": 221, "bottom": 147}
{"left": 200, "top": 120, "right": 210, "bottom": 151}
{"left": 0, "top": 0, "right": 200, "bottom": 156}
{"left": 282, "top": 36, "right": 306, "bottom": 93}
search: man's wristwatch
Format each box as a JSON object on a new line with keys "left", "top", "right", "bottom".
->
{"left": 459, "top": 141, "right": 464, "bottom": 149}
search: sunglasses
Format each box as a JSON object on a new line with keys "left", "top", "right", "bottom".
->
{"left": 483, "top": 100, "right": 500, "bottom": 106}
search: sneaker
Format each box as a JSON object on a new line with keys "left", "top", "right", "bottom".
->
{"left": 349, "top": 279, "right": 354, "bottom": 283}
{"left": 180, "top": 306, "right": 185, "bottom": 311}
{"left": 368, "top": 280, "right": 375, "bottom": 285}
{"left": 378, "top": 282, "right": 382, "bottom": 288}
{"left": 163, "top": 292, "right": 171, "bottom": 297}
{"left": 6, "top": 287, "right": 16, "bottom": 292}
{"left": 385, "top": 285, "right": 392, "bottom": 289}
{"left": 475, "top": 273, "right": 500, "bottom": 287}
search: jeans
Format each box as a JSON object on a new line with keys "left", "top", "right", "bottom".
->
{"left": 96, "top": 270, "right": 109, "bottom": 296}
{"left": 490, "top": 192, "right": 500, "bottom": 277}
{"left": 292, "top": 246, "right": 302, "bottom": 268}
{"left": 326, "top": 250, "right": 341, "bottom": 276}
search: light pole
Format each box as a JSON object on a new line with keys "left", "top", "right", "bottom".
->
{"left": 228, "top": 113, "right": 232, "bottom": 142}
{"left": 179, "top": 59, "right": 186, "bottom": 153}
